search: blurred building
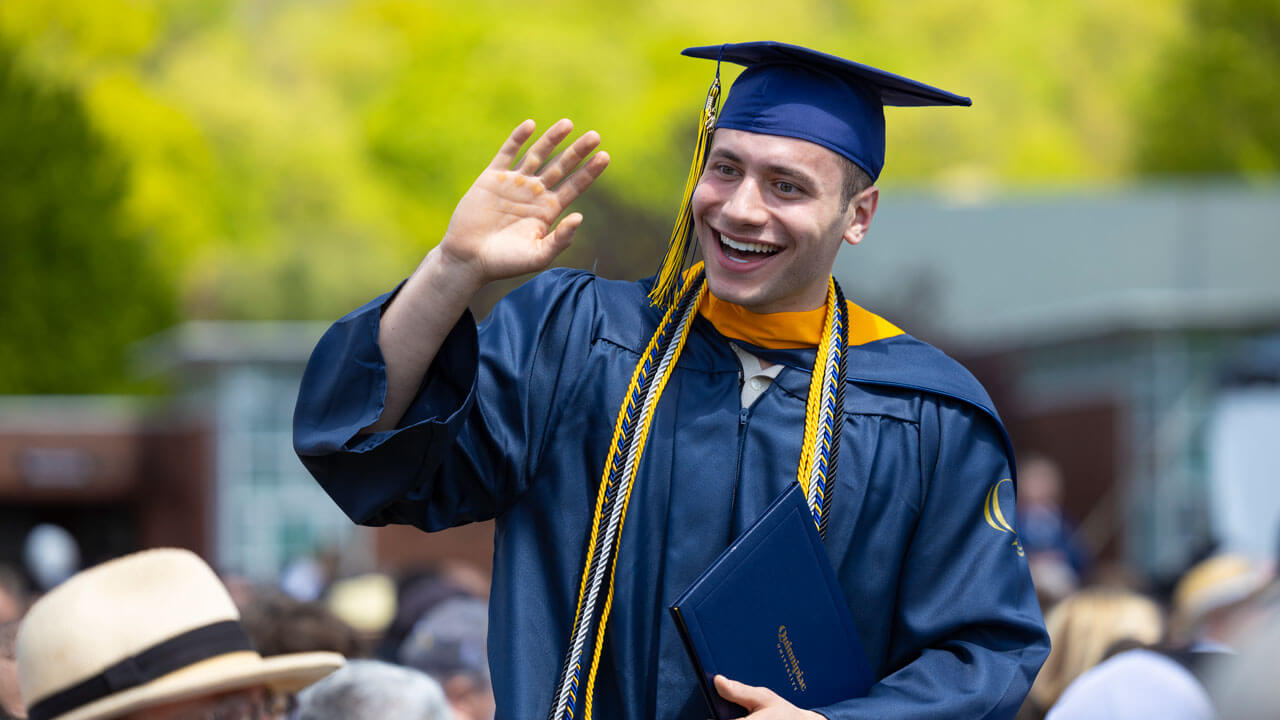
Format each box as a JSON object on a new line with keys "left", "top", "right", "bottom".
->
{"left": 0, "top": 323, "right": 494, "bottom": 583}
{"left": 838, "top": 181, "right": 1280, "bottom": 579}
{"left": 0, "top": 395, "right": 210, "bottom": 572}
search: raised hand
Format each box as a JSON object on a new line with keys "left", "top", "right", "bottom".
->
{"left": 438, "top": 118, "right": 610, "bottom": 288}
{"left": 366, "top": 119, "right": 608, "bottom": 432}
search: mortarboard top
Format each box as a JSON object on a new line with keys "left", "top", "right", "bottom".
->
{"left": 682, "top": 41, "right": 971, "bottom": 181}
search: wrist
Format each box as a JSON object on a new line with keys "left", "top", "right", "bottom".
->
{"left": 424, "top": 244, "right": 488, "bottom": 297}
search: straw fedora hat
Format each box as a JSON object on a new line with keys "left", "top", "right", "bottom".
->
{"left": 16, "top": 548, "right": 343, "bottom": 720}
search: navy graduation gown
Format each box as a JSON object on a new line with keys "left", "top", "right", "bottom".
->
{"left": 294, "top": 269, "right": 1048, "bottom": 719}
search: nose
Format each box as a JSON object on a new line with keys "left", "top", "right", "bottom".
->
{"left": 721, "top": 177, "right": 768, "bottom": 228}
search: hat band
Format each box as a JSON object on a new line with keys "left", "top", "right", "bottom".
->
{"left": 28, "top": 620, "right": 254, "bottom": 720}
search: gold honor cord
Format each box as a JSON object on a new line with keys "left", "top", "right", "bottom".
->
{"left": 549, "top": 268, "right": 850, "bottom": 719}
{"left": 795, "top": 279, "right": 849, "bottom": 538}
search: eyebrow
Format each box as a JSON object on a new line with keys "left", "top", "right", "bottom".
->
{"left": 707, "top": 147, "right": 820, "bottom": 188}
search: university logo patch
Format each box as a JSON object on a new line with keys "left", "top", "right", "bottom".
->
{"left": 984, "top": 478, "right": 1025, "bottom": 556}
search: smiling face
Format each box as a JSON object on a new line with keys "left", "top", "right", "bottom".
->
{"left": 693, "top": 129, "right": 877, "bottom": 314}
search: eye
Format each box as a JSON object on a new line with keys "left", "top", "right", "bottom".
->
{"left": 775, "top": 181, "right": 799, "bottom": 195}
{"left": 713, "top": 163, "right": 740, "bottom": 178}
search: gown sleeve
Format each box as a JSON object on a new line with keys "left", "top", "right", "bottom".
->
{"left": 814, "top": 399, "right": 1050, "bottom": 720}
{"left": 292, "top": 268, "right": 600, "bottom": 531}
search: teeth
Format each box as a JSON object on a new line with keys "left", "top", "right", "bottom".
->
{"left": 720, "top": 234, "right": 779, "bottom": 255}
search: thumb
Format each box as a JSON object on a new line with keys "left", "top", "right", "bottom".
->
{"left": 542, "top": 212, "right": 583, "bottom": 257}
{"left": 714, "top": 675, "right": 780, "bottom": 712}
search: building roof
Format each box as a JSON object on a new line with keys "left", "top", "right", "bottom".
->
{"left": 134, "top": 321, "right": 332, "bottom": 375}
{"left": 834, "top": 181, "right": 1280, "bottom": 350}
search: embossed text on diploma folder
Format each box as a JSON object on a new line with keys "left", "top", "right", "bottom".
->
{"left": 669, "top": 483, "right": 874, "bottom": 718}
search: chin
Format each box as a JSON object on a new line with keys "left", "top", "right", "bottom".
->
{"left": 704, "top": 274, "right": 767, "bottom": 310}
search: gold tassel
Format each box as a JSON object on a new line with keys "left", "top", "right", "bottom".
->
{"left": 648, "top": 69, "right": 721, "bottom": 310}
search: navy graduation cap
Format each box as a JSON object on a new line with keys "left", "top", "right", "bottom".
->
{"left": 684, "top": 41, "right": 971, "bottom": 181}
{"left": 650, "top": 41, "right": 971, "bottom": 309}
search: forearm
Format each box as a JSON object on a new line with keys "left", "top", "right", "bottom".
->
{"left": 364, "top": 118, "right": 606, "bottom": 430}
{"left": 367, "top": 246, "right": 485, "bottom": 432}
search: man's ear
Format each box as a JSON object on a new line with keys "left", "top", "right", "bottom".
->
{"left": 842, "top": 186, "right": 879, "bottom": 247}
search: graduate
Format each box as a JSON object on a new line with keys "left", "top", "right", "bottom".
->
{"left": 294, "top": 41, "right": 1049, "bottom": 719}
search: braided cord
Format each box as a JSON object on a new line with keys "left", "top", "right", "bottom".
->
{"left": 822, "top": 281, "right": 850, "bottom": 536}
{"left": 549, "top": 269, "right": 705, "bottom": 720}
{"left": 793, "top": 279, "right": 848, "bottom": 537}
{"left": 796, "top": 282, "right": 835, "bottom": 505}
{"left": 582, "top": 279, "right": 704, "bottom": 718}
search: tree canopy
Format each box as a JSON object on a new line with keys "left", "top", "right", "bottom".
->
{"left": 1134, "top": 0, "right": 1280, "bottom": 175}
{"left": 0, "top": 0, "right": 1274, "bottom": 391}
{"left": 0, "top": 43, "right": 175, "bottom": 393}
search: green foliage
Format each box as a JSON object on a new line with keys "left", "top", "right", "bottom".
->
{"left": 0, "top": 0, "right": 1273, "bottom": 362}
{"left": 1135, "top": 0, "right": 1280, "bottom": 175}
{"left": 0, "top": 44, "right": 175, "bottom": 393}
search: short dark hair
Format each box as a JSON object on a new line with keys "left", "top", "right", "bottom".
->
{"left": 838, "top": 156, "right": 873, "bottom": 210}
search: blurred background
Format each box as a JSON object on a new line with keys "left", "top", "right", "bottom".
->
{"left": 0, "top": 0, "right": 1278, "bottom": 711}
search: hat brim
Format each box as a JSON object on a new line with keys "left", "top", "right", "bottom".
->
{"left": 48, "top": 651, "right": 343, "bottom": 720}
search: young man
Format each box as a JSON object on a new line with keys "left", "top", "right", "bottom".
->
{"left": 295, "top": 42, "right": 1048, "bottom": 719}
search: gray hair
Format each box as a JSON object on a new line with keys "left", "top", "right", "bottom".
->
{"left": 295, "top": 659, "right": 451, "bottom": 720}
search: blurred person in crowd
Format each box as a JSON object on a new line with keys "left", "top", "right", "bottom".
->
{"left": 239, "top": 589, "right": 366, "bottom": 660}
{"left": 400, "top": 596, "right": 494, "bottom": 720}
{"left": 1045, "top": 648, "right": 1213, "bottom": 720}
{"left": 434, "top": 560, "right": 491, "bottom": 601}
{"left": 1023, "top": 587, "right": 1163, "bottom": 718}
{"left": 1206, "top": 594, "right": 1280, "bottom": 720}
{"left": 0, "top": 567, "right": 25, "bottom": 626}
{"left": 294, "top": 659, "right": 449, "bottom": 720}
{"left": 323, "top": 573, "right": 395, "bottom": 649}
{"left": 1042, "top": 553, "right": 1274, "bottom": 719}
{"left": 2, "top": 621, "right": 26, "bottom": 720}
{"left": 1170, "top": 553, "right": 1270, "bottom": 650}
{"left": 278, "top": 550, "right": 340, "bottom": 604}
{"left": 1018, "top": 454, "right": 1091, "bottom": 607}
{"left": 15, "top": 548, "right": 342, "bottom": 720}
{"left": 376, "top": 568, "right": 473, "bottom": 663}
{"left": 21, "top": 525, "right": 78, "bottom": 593}
{"left": 1197, "top": 525, "right": 1280, "bottom": 718}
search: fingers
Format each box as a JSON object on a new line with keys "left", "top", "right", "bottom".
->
{"left": 713, "top": 675, "right": 780, "bottom": 712}
{"left": 554, "top": 150, "right": 610, "bottom": 207}
{"left": 489, "top": 119, "right": 537, "bottom": 170}
{"left": 516, "top": 118, "right": 575, "bottom": 174}
{"left": 539, "top": 130, "right": 602, "bottom": 188}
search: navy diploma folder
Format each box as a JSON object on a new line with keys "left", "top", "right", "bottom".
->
{"left": 669, "top": 483, "right": 875, "bottom": 718}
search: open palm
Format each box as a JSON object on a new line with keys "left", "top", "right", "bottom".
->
{"left": 439, "top": 118, "right": 610, "bottom": 285}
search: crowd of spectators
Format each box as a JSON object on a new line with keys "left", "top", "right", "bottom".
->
{"left": 0, "top": 530, "right": 494, "bottom": 720}
{"left": 5, "top": 458, "right": 1280, "bottom": 720}
{"left": 1016, "top": 458, "right": 1280, "bottom": 720}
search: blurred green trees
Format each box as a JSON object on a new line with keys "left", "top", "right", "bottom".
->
{"left": 0, "top": 0, "right": 1274, "bottom": 392}
{"left": 1135, "top": 0, "right": 1280, "bottom": 175}
{"left": 0, "top": 44, "right": 175, "bottom": 393}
